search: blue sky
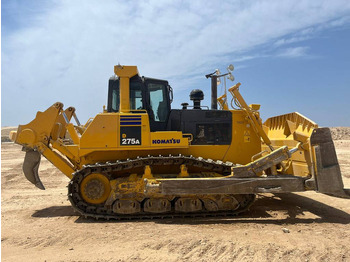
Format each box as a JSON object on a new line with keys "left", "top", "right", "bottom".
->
{"left": 2, "top": 0, "right": 350, "bottom": 127}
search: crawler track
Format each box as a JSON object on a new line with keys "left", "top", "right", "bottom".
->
{"left": 68, "top": 155, "right": 256, "bottom": 220}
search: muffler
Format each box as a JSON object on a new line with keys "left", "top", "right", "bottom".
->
{"left": 22, "top": 147, "right": 45, "bottom": 190}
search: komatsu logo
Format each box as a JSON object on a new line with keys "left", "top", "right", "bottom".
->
{"left": 152, "top": 139, "right": 181, "bottom": 144}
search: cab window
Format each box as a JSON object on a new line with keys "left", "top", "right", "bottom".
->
{"left": 130, "top": 81, "right": 143, "bottom": 110}
{"left": 108, "top": 78, "right": 143, "bottom": 112}
{"left": 108, "top": 78, "right": 120, "bottom": 112}
{"left": 148, "top": 83, "right": 169, "bottom": 122}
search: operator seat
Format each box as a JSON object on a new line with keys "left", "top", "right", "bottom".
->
{"left": 157, "top": 101, "right": 168, "bottom": 122}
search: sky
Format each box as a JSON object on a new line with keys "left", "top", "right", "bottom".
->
{"left": 2, "top": 0, "right": 350, "bottom": 127}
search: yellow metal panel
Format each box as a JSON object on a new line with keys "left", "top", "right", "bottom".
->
{"left": 118, "top": 113, "right": 151, "bottom": 148}
{"left": 119, "top": 77, "right": 130, "bottom": 113}
{"left": 114, "top": 65, "right": 139, "bottom": 78}
{"left": 114, "top": 65, "right": 140, "bottom": 113}
{"left": 80, "top": 114, "right": 119, "bottom": 149}
{"left": 224, "top": 110, "right": 261, "bottom": 165}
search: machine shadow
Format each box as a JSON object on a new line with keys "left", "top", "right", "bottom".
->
{"left": 31, "top": 193, "right": 350, "bottom": 225}
{"left": 32, "top": 206, "right": 76, "bottom": 218}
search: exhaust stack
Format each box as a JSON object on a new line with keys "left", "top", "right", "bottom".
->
{"left": 211, "top": 75, "right": 218, "bottom": 110}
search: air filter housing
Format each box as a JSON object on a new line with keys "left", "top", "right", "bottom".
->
{"left": 190, "top": 89, "right": 204, "bottom": 109}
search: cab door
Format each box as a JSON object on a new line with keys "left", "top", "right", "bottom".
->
{"left": 144, "top": 78, "right": 171, "bottom": 131}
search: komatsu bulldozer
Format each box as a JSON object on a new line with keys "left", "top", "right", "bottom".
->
{"left": 10, "top": 65, "right": 349, "bottom": 219}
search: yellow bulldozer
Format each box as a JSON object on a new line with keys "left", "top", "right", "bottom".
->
{"left": 10, "top": 65, "right": 349, "bottom": 219}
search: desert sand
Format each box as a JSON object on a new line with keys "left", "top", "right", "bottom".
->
{"left": 1, "top": 128, "right": 350, "bottom": 261}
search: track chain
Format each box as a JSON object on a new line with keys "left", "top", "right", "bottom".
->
{"left": 68, "top": 155, "right": 255, "bottom": 220}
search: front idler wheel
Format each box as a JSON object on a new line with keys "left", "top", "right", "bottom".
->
{"left": 80, "top": 173, "right": 111, "bottom": 205}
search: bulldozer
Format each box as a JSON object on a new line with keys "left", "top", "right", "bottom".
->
{"left": 9, "top": 64, "right": 350, "bottom": 219}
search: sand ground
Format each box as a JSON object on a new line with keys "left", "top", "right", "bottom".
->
{"left": 1, "top": 128, "right": 350, "bottom": 262}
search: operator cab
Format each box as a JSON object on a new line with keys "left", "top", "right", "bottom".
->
{"left": 107, "top": 74, "right": 232, "bottom": 146}
{"left": 107, "top": 75, "right": 173, "bottom": 131}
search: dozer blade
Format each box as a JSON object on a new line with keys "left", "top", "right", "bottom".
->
{"left": 311, "top": 128, "right": 350, "bottom": 198}
{"left": 22, "top": 148, "right": 45, "bottom": 190}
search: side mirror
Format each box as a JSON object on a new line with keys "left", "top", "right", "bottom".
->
{"left": 168, "top": 85, "right": 173, "bottom": 103}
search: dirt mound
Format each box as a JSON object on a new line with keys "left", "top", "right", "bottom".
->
{"left": 330, "top": 127, "right": 350, "bottom": 140}
{"left": 1, "top": 127, "right": 16, "bottom": 143}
